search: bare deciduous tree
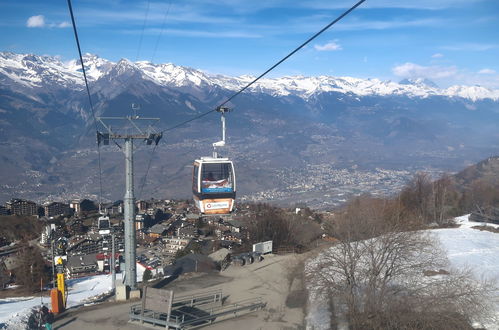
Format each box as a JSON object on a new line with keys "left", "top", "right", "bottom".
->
{"left": 308, "top": 196, "right": 494, "bottom": 329}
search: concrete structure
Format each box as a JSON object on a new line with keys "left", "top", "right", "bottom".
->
{"left": 115, "top": 284, "right": 128, "bottom": 301}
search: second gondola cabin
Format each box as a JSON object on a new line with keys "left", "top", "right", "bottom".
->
{"left": 192, "top": 157, "right": 236, "bottom": 214}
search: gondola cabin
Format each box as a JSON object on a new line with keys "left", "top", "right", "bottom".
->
{"left": 98, "top": 215, "right": 111, "bottom": 235}
{"left": 193, "top": 157, "right": 236, "bottom": 214}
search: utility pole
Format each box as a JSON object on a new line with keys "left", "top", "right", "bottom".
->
{"left": 111, "top": 233, "right": 116, "bottom": 291}
{"left": 97, "top": 112, "right": 161, "bottom": 290}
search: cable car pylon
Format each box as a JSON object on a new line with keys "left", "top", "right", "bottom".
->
{"left": 97, "top": 108, "right": 162, "bottom": 291}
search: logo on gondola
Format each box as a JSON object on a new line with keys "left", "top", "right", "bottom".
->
{"left": 205, "top": 202, "right": 229, "bottom": 209}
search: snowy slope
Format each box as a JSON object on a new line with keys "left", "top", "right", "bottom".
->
{"left": 306, "top": 214, "right": 499, "bottom": 330}
{"left": 1, "top": 52, "right": 498, "bottom": 101}
{"left": 0, "top": 262, "right": 147, "bottom": 329}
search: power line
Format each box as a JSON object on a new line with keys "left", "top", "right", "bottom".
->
{"left": 161, "top": 0, "right": 366, "bottom": 133}
{"left": 67, "top": 0, "right": 104, "bottom": 207}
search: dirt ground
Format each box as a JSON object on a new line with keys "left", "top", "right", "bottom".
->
{"left": 53, "top": 253, "right": 309, "bottom": 330}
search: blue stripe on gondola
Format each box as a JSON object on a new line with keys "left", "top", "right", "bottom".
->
{"left": 202, "top": 187, "right": 233, "bottom": 193}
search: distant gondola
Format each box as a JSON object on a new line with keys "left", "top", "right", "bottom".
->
{"left": 98, "top": 215, "right": 111, "bottom": 235}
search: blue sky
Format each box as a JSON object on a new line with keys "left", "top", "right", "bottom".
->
{"left": 1, "top": 0, "right": 499, "bottom": 88}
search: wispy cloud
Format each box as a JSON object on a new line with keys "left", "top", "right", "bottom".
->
{"left": 333, "top": 17, "right": 448, "bottom": 31}
{"left": 78, "top": 4, "right": 241, "bottom": 26}
{"left": 314, "top": 41, "right": 342, "bottom": 51}
{"left": 302, "top": 0, "right": 485, "bottom": 10}
{"left": 392, "top": 62, "right": 457, "bottom": 79}
{"left": 57, "top": 22, "right": 70, "bottom": 28}
{"left": 121, "top": 28, "right": 261, "bottom": 39}
{"left": 478, "top": 68, "right": 496, "bottom": 75}
{"left": 27, "top": 15, "right": 45, "bottom": 28}
{"left": 441, "top": 43, "right": 499, "bottom": 51}
{"left": 431, "top": 53, "right": 444, "bottom": 58}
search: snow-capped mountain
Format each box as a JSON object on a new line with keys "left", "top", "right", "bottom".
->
{"left": 1, "top": 52, "right": 498, "bottom": 101}
{"left": 1, "top": 51, "right": 499, "bottom": 203}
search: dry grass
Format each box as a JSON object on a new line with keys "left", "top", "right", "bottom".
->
{"left": 471, "top": 225, "right": 499, "bottom": 234}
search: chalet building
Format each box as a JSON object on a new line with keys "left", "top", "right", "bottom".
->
{"left": 136, "top": 213, "right": 153, "bottom": 230}
{"left": 43, "top": 202, "right": 70, "bottom": 218}
{"left": 69, "top": 200, "right": 81, "bottom": 215}
{"left": 163, "top": 237, "right": 191, "bottom": 254}
{"left": 222, "top": 231, "right": 243, "bottom": 244}
{"left": 66, "top": 254, "right": 98, "bottom": 277}
{"left": 0, "top": 205, "right": 10, "bottom": 215}
{"left": 6, "top": 199, "right": 37, "bottom": 216}
{"left": 148, "top": 223, "right": 170, "bottom": 239}
{"left": 66, "top": 234, "right": 124, "bottom": 256}
{"left": 177, "top": 224, "right": 198, "bottom": 238}
{"left": 136, "top": 200, "right": 149, "bottom": 213}
{"left": 102, "top": 202, "right": 123, "bottom": 215}
{"left": 67, "top": 237, "right": 101, "bottom": 256}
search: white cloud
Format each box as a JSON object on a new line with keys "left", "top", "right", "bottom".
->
{"left": 478, "top": 68, "right": 496, "bottom": 74}
{"left": 392, "top": 62, "right": 457, "bottom": 79}
{"left": 27, "top": 15, "right": 45, "bottom": 28}
{"left": 431, "top": 53, "right": 444, "bottom": 58}
{"left": 392, "top": 62, "right": 499, "bottom": 89}
{"left": 57, "top": 22, "right": 71, "bottom": 28}
{"left": 314, "top": 41, "right": 342, "bottom": 51}
{"left": 26, "top": 15, "right": 70, "bottom": 29}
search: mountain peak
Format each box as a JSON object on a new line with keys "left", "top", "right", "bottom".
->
{"left": 399, "top": 78, "right": 438, "bottom": 89}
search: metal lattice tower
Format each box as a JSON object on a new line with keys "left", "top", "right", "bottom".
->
{"left": 97, "top": 114, "right": 162, "bottom": 289}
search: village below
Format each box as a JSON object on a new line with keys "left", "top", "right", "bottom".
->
{"left": 1, "top": 156, "right": 499, "bottom": 329}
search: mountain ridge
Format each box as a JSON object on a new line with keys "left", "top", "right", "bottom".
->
{"left": 2, "top": 52, "right": 499, "bottom": 102}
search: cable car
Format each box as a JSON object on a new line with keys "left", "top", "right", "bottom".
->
{"left": 193, "top": 157, "right": 236, "bottom": 214}
{"left": 98, "top": 215, "right": 111, "bottom": 235}
{"left": 192, "top": 106, "right": 236, "bottom": 214}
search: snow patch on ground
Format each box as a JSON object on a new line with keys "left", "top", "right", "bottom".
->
{"left": 306, "top": 214, "right": 499, "bottom": 330}
{"left": 0, "top": 262, "right": 147, "bottom": 329}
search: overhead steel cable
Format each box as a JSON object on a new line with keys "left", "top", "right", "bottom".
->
{"left": 161, "top": 0, "right": 366, "bottom": 133}
{"left": 67, "top": 0, "right": 104, "bottom": 207}
{"left": 138, "top": 0, "right": 173, "bottom": 200}
{"left": 138, "top": 143, "right": 158, "bottom": 199}
{"left": 151, "top": 0, "right": 173, "bottom": 64}
{"left": 135, "top": 0, "right": 151, "bottom": 62}
{"left": 138, "top": 0, "right": 366, "bottom": 200}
